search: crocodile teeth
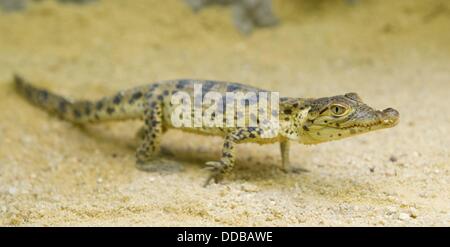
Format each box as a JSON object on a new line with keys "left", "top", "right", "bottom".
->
{"left": 342, "top": 121, "right": 382, "bottom": 129}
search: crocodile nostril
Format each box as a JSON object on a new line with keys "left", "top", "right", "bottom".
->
{"left": 381, "top": 108, "right": 400, "bottom": 126}
{"left": 383, "top": 108, "right": 399, "bottom": 118}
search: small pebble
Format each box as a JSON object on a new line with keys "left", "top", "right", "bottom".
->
{"left": 398, "top": 213, "right": 410, "bottom": 221}
{"left": 409, "top": 207, "right": 418, "bottom": 218}
{"left": 241, "top": 183, "right": 259, "bottom": 192}
{"left": 419, "top": 192, "right": 428, "bottom": 198}
{"left": 389, "top": 155, "right": 398, "bottom": 162}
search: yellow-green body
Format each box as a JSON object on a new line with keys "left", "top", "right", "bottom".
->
{"left": 14, "top": 75, "right": 399, "bottom": 186}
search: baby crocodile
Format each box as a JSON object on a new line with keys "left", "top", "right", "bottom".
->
{"left": 14, "top": 75, "right": 399, "bottom": 186}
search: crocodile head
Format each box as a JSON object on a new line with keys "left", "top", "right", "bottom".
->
{"left": 299, "top": 93, "right": 399, "bottom": 144}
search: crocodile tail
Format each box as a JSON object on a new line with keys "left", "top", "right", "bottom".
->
{"left": 14, "top": 75, "right": 145, "bottom": 124}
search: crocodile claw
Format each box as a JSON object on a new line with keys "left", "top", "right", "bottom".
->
{"left": 203, "top": 161, "right": 225, "bottom": 187}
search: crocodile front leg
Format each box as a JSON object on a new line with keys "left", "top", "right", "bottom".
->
{"left": 204, "top": 127, "right": 263, "bottom": 186}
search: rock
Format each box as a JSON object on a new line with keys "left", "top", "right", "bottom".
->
{"left": 398, "top": 213, "right": 410, "bottom": 221}
{"left": 389, "top": 155, "right": 398, "bottom": 162}
{"left": 0, "top": 0, "right": 27, "bottom": 12}
{"left": 419, "top": 192, "right": 428, "bottom": 198}
{"left": 185, "top": 0, "right": 279, "bottom": 34}
{"left": 241, "top": 183, "right": 259, "bottom": 192}
{"left": 409, "top": 207, "right": 418, "bottom": 219}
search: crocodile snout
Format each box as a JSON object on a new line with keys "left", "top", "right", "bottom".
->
{"left": 380, "top": 108, "right": 399, "bottom": 126}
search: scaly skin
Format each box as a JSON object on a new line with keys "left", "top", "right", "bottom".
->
{"left": 14, "top": 75, "right": 399, "bottom": 186}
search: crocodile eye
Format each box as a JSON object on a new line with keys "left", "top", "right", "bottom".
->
{"left": 330, "top": 104, "right": 348, "bottom": 116}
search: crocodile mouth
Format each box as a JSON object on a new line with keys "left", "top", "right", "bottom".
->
{"left": 341, "top": 108, "right": 399, "bottom": 130}
{"left": 342, "top": 119, "right": 396, "bottom": 129}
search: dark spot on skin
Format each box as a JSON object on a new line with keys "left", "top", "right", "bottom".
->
{"left": 280, "top": 97, "right": 290, "bottom": 102}
{"left": 113, "top": 94, "right": 122, "bottom": 104}
{"left": 329, "top": 135, "right": 333, "bottom": 138}
{"left": 224, "top": 142, "right": 230, "bottom": 148}
{"left": 336, "top": 123, "right": 340, "bottom": 127}
{"left": 163, "top": 90, "right": 169, "bottom": 96}
{"left": 149, "top": 84, "right": 159, "bottom": 90}
{"left": 176, "top": 80, "right": 189, "bottom": 89}
{"left": 293, "top": 103, "right": 299, "bottom": 108}
{"left": 338, "top": 133, "right": 342, "bottom": 137}
{"left": 58, "top": 101, "right": 67, "bottom": 113}
{"left": 303, "top": 126, "right": 310, "bottom": 131}
{"left": 284, "top": 117, "right": 290, "bottom": 121}
{"left": 223, "top": 152, "right": 232, "bottom": 158}
{"left": 39, "top": 90, "right": 48, "bottom": 101}
{"left": 249, "top": 133, "right": 256, "bottom": 138}
{"left": 96, "top": 101, "right": 104, "bottom": 110}
{"left": 73, "top": 109, "right": 81, "bottom": 118}
{"left": 129, "top": 91, "right": 143, "bottom": 104}
{"left": 317, "top": 132, "right": 320, "bottom": 136}
{"left": 150, "top": 102, "right": 157, "bottom": 107}
{"left": 106, "top": 107, "right": 115, "bottom": 114}
{"left": 202, "top": 81, "right": 215, "bottom": 93}
{"left": 283, "top": 109, "right": 292, "bottom": 115}
{"left": 151, "top": 120, "right": 159, "bottom": 127}
{"left": 227, "top": 84, "right": 241, "bottom": 92}
{"left": 157, "top": 95, "right": 164, "bottom": 101}
{"left": 324, "top": 120, "right": 328, "bottom": 123}
{"left": 84, "top": 105, "right": 91, "bottom": 115}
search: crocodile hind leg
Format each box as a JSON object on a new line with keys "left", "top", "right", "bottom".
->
{"left": 135, "top": 100, "right": 179, "bottom": 172}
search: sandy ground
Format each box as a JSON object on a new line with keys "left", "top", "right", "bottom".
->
{"left": 0, "top": 0, "right": 449, "bottom": 226}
